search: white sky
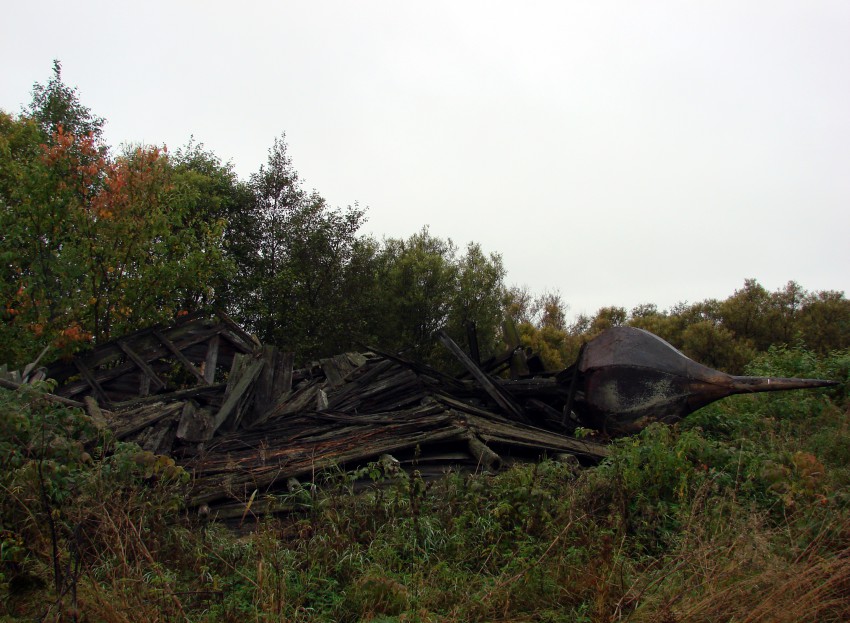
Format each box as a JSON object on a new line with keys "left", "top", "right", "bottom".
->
{"left": 3, "top": 1, "right": 848, "bottom": 321}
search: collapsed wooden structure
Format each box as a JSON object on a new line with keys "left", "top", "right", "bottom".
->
{"left": 26, "top": 312, "right": 607, "bottom": 516}
{"left": 5, "top": 311, "right": 839, "bottom": 519}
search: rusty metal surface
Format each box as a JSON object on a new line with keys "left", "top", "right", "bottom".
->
{"left": 573, "top": 327, "right": 839, "bottom": 435}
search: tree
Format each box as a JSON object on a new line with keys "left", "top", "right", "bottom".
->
{"left": 798, "top": 290, "right": 850, "bottom": 354}
{"left": 27, "top": 60, "right": 104, "bottom": 142}
{"left": 718, "top": 279, "right": 772, "bottom": 349}
{"left": 170, "top": 139, "right": 253, "bottom": 312}
{"left": 680, "top": 320, "right": 755, "bottom": 373}
{"left": 767, "top": 281, "right": 807, "bottom": 345}
{"left": 446, "top": 243, "right": 507, "bottom": 360}
{"left": 373, "top": 228, "right": 460, "bottom": 362}
{"left": 240, "top": 134, "right": 372, "bottom": 360}
{"left": 588, "top": 306, "right": 628, "bottom": 336}
{"left": 1, "top": 66, "right": 235, "bottom": 365}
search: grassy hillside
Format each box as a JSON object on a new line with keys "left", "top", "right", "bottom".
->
{"left": 2, "top": 346, "right": 849, "bottom": 622}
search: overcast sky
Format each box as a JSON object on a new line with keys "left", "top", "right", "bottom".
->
{"left": 3, "top": 1, "right": 848, "bottom": 321}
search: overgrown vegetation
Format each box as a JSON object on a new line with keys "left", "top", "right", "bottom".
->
{"left": 2, "top": 62, "right": 850, "bottom": 622}
{"left": 1, "top": 347, "right": 848, "bottom": 622}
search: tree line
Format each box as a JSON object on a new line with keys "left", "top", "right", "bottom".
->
{"left": 2, "top": 63, "right": 849, "bottom": 373}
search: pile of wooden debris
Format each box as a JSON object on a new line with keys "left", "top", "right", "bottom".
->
{"left": 7, "top": 311, "right": 835, "bottom": 519}
{"left": 3, "top": 312, "right": 607, "bottom": 516}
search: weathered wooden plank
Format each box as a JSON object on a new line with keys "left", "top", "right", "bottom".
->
{"left": 215, "top": 309, "right": 262, "bottom": 350}
{"left": 187, "top": 425, "right": 469, "bottom": 506}
{"left": 320, "top": 358, "right": 344, "bottom": 388}
{"left": 143, "top": 418, "right": 176, "bottom": 454}
{"left": 316, "top": 389, "right": 329, "bottom": 411}
{"left": 211, "top": 353, "right": 263, "bottom": 434}
{"left": 277, "top": 351, "right": 295, "bottom": 396}
{"left": 437, "top": 331, "right": 531, "bottom": 425}
{"left": 176, "top": 401, "right": 215, "bottom": 443}
{"left": 242, "top": 345, "right": 277, "bottom": 428}
{"left": 111, "top": 383, "right": 226, "bottom": 409}
{"left": 111, "top": 402, "right": 184, "bottom": 440}
{"left": 203, "top": 334, "right": 220, "bottom": 384}
{"left": 273, "top": 381, "right": 320, "bottom": 417}
{"left": 327, "top": 358, "right": 395, "bottom": 409}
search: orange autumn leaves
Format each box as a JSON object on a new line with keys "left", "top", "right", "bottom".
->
{"left": 2, "top": 120, "right": 226, "bottom": 364}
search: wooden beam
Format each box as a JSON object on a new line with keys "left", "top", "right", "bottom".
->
{"left": 117, "top": 338, "right": 166, "bottom": 392}
{"left": 73, "top": 359, "right": 112, "bottom": 406}
{"left": 110, "top": 383, "right": 226, "bottom": 408}
{"left": 465, "top": 321, "right": 481, "bottom": 366}
{"left": 467, "top": 435, "right": 502, "bottom": 471}
{"left": 203, "top": 334, "right": 220, "bottom": 384}
{"left": 153, "top": 329, "right": 207, "bottom": 385}
{"left": 437, "top": 330, "right": 531, "bottom": 424}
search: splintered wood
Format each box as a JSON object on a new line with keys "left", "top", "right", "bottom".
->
{"left": 29, "top": 314, "right": 609, "bottom": 514}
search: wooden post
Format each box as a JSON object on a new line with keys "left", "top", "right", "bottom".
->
{"left": 203, "top": 334, "right": 220, "bottom": 384}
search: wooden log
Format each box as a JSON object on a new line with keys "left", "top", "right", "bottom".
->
{"left": 467, "top": 435, "right": 502, "bottom": 471}
{"left": 83, "top": 396, "right": 108, "bottom": 429}
{"left": 0, "top": 377, "right": 86, "bottom": 408}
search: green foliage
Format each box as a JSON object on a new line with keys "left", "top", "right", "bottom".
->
{"left": 1, "top": 68, "right": 234, "bottom": 366}
{"left": 0, "top": 383, "right": 188, "bottom": 614}
{"left": 370, "top": 229, "right": 507, "bottom": 366}
{"left": 227, "top": 134, "right": 374, "bottom": 361}
{"left": 27, "top": 60, "right": 105, "bottom": 143}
